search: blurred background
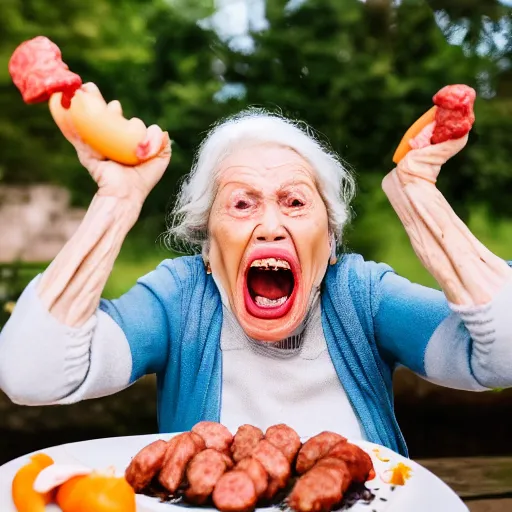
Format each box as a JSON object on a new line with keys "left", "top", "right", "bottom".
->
{"left": 1, "top": 0, "right": 512, "bottom": 508}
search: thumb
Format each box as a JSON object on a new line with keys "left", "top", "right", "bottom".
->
{"left": 397, "top": 134, "right": 469, "bottom": 185}
{"left": 137, "top": 130, "right": 172, "bottom": 182}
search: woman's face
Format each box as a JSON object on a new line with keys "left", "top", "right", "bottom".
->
{"left": 208, "top": 143, "right": 331, "bottom": 341}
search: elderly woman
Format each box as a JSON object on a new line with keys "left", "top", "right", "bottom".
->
{"left": 0, "top": 102, "right": 511, "bottom": 458}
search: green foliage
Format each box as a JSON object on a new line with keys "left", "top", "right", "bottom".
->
{"left": 218, "top": 0, "right": 512, "bottom": 252}
{"left": 0, "top": 0, "right": 511, "bottom": 262}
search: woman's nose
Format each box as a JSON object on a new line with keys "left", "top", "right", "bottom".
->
{"left": 254, "top": 207, "right": 287, "bottom": 242}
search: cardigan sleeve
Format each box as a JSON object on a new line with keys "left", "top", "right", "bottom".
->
{"left": 373, "top": 267, "right": 512, "bottom": 391}
{"left": 0, "top": 259, "right": 178, "bottom": 406}
{"left": 99, "top": 259, "right": 178, "bottom": 382}
{"left": 0, "top": 275, "right": 133, "bottom": 405}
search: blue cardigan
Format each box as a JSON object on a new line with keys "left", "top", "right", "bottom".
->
{"left": 99, "top": 253, "right": 459, "bottom": 457}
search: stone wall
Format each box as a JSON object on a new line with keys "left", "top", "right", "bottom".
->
{"left": 0, "top": 184, "right": 86, "bottom": 263}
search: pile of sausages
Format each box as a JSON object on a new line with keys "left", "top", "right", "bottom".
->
{"left": 125, "top": 421, "right": 375, "bottom": 512}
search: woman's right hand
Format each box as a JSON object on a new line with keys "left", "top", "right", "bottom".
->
{"left": 58, "top": 83, "right": 171, "bottom": 208}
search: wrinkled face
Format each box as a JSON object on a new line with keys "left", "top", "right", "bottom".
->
{"left": 208, "top": 143, "right": 331, "bottom": 341}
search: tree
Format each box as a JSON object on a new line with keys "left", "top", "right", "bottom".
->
{"left": 217, "top": 0, "right": 512, "bottom": 253}
{"left": 1, "top": 0, "right": 511, "bottom": 259}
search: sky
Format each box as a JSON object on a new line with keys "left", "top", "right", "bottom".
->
{"left": 210, "top": 0, "right": 511, "bottom": 53}
{"left": 207, "top": 0, "right": 268, "bottom": 53}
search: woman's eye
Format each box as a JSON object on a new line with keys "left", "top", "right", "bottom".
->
{"left": 289, "top": 198, "right": 304, "bottom": 208}
{"left": 235, "top": 200, "right": 250, "bottom": 210}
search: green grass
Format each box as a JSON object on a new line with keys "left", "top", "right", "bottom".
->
{"left": 103, "top": 252, "right": 167, "bottom": 298}
{"left": 102, "top": 229, "right": 176, "bottom": 299}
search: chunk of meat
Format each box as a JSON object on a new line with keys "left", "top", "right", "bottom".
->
{"left": 125, "top": 439, "right": 168, "bottom": 492}
{"left": 314, "top": 457, "right": 352, "bottom": 493}
{"left": 192, "top": 421, "right": 233, "bottom": 454}
{"left": 185, "top": 448, "right": 230, "bottom": 504}
{"left": 235, "top": 456, "right": 268, "bottom": 498}
{"left": 231, "top": 424, "right": 264, "bottom": 462}
{"left": 260, "top": 477, "right": 282, "bottom": 502}
{"left": 288, "top": 466, "right": 343, "bottom": 512}
{"left": 190, "top": 431, "right": 207, "bottom": 452}
{"left": 252, "top": 440, "right": 291, "bottom": 488}
{"left": 9, "top": 36, "right": 82, "bottom": 107}
{"left": 296, "top": 432, "right": 347, "bottom": 474}
{"left": 326, "top": 441, "right": 374, "bottom": 483}
{"left": 212, "top": 470, "right": 257, "bottom": 512}
{"left": 431, "top": 84, "right": 476, "bottom": 144}
{"left": 158, "top": 433, "right": 200, "bottom": 493}
{"left": 265, "top": 424, "right": 301, "bottom": 464}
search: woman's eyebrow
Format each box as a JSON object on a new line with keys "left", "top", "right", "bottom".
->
{"left": 277, "top": 178, "right": 316, "bottom": 192}
{"left": 218, "top": 181, "right": 262, "bottom": 196}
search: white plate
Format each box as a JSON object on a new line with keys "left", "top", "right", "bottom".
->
{"left": 0, "top": 433, "right": 468, "bottom": 512}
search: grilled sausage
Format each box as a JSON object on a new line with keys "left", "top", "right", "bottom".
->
{"left": 288, "top": 466, "right": 342, "bottom": 512}
{"left": 231, "top": 424, "right": 264, "bottom": 462}
{"left": 265, "top": 424, "right": 301, "bottom": 464}
{"left": 185, "top": 448, "right": 230, "bottom": 504}
{"left": 212, "top": 470, "right": 257, "bottom": 512}
{"left": 326, "top": 441, "right": 374, "bottom": 484}
{"left": 295, "top": 432, "right": 347, "bottom": 474}
{"left": 158, "top": 433, "right": 200, "bottom": 493}
{"left": 235, "top": 456, "right": 268, "bottom": 498}
{"left": 252, "top": 439, "right": 290, "bottom": 489}
{"left": 192, "top": 421, "right": 233, "bottom": 454}
{"left": 125, "top": 439, "right": 168, "bottom": 492}
{"left": 314, "top": 457, "right": 352, "bottom": 493}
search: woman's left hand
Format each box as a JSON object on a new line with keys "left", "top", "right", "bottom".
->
{"left": 382, "top": 128, "right": 512, "bottom": 306}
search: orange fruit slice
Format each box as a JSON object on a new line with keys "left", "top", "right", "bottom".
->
{"left": 56, "top": 471, "right": 136, "bottom": 512}
{"left": 12, "top": 452, "right": 55, "bottom": 512}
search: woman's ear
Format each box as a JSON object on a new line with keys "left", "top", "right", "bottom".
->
{"left": 202, "top": 240, "right": 211, "bottom": 274}
{"left": 329, "top": 233, "right": 337, "bottom": 266}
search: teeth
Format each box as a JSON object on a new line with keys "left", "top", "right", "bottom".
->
{"left": 254, "top": 295, "right": 288, "bottom": 307}
{"left": 250, "top": 258, "right": 291, "bottom": 270}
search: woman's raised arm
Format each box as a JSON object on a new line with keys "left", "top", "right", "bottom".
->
{"left": 0, "top": 88, "right": 171, "bottom": 404}
{"left": 378, "top": 132, "right": 512, "bottom": 389}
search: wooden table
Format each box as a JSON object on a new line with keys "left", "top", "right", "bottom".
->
{"left": 418, "top": 457, "right": 512, "bottom": 512}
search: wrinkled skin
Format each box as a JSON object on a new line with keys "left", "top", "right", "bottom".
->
{"left": 383, "top": 124, "right": 512, "bottom": 306}
{"left": 207, "top": 143, "right": 331, "bottom": 341}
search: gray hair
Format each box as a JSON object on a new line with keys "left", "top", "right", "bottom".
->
{"left": 167, "top": 108, "right": 356, "bottom": 254}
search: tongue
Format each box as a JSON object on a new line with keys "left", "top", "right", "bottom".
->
{"left": 250, "top": 271, "right": 292, "bottom": 300}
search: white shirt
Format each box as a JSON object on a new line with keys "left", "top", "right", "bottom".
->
{"left": 218, "top": 294, "right": 365, "bottom": 440}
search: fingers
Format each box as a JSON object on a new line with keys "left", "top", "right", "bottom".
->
{"left": 136, "top": 129, "right": 172, "bottom": 189}
{"left": 396, "top": 134, "right": 469, "bottom": 184}
{"left": 136, "top": 125, "right": 170, "bottom": 162}
{"left": 106, "top": 99, "right": 123, "bottom": 117}
{"left": 81, "top": 82, "right": 105, "bottom": 100}
{"left": 158, "top": 131, "right": 171, "bottom": 158}
{"left": 50, "top": 84, "right": 106, "bottom": 166}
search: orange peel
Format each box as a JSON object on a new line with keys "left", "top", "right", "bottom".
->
{"left": 381, "top": 462, "right": 413, "bottom": 486}
{"left": 12, "top": 452, "right": 55, "bottom": 512}
{"left": 56, "top": 471, "right": 136, "bottom": 512}
{"left": 392, "top": 106, "right": 437, "bottom": 164}
{"left": 372, "top": 448, "right": 391, "bottom": 462}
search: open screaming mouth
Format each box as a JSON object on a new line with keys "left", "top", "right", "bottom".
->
{"left": 244, "top": 256, "right": 298, "bottom": 319}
